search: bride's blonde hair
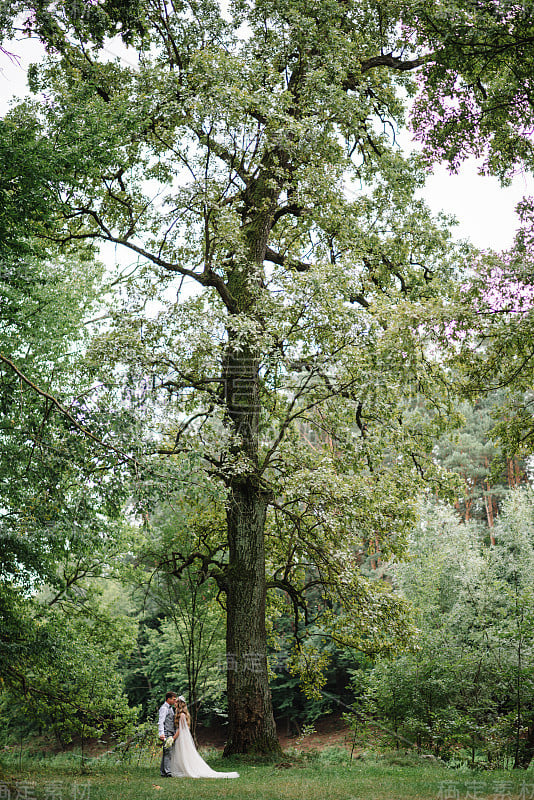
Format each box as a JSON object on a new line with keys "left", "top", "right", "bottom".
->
{"left": 175, "top": 696, "right": 191, "bottom": 728}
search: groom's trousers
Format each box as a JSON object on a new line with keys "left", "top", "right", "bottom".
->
{"left": 161, "top": 744, "right": 173, "bottom": 777}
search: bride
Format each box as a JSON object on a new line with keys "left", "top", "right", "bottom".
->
{"left": 170, "top": 696, "right": 239, "bottom": 779}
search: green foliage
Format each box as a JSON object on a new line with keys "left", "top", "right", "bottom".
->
{"left": 124, "top": 497, "right": 228, "bottom": 728}
{"left": 356, "top": 491, "right": 534, "bottom": 768}
{"left": 5, "top": 0, "right": 520, "bottom": 752}
{"left": 407, "top": 0, "right": 534, "bottom": 180}
{"left": 449, "top": 258, "right": 534, "bottom": 467}
{"left": 402, "top": 1, "right": 534, "bottom": 464}
{"left": 141, "top": 613, "right": 226, "bottom": 715}
{"left": 0, "top": 103, "right": 151, "bottom": 741}
{"left": 434, "top": 394, "right": 527, "bottom": 526}
{"left": 0, "top": 584, "right": 138, "bottom": 745}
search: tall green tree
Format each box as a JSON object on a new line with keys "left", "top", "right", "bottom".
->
{"left": 0, "top": 111, "right": 142, "bottom": 740}
{"left": 2, "top": 0, "right": 470, "bottom": 754}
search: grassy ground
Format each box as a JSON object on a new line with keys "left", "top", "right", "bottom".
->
{"left": 2, "top": 748, "right": 534, "bottom": 800}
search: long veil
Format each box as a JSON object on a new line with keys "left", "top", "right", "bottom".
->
{"left": 170, "top": 714, "right": 239, "bottom": 779}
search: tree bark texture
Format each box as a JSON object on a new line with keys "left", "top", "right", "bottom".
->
{"left": 221, "top": 316, "right": 281, "bottom": 755}
{"left": 223, "top": 478, "right": 280, "bottom": 755}
{"left": 220, "top": 164, "right": 283, "bottom": 755}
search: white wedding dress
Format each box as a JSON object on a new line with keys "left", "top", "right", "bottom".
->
{"left": 170, "top": 714, "right": 239, "bottom": 779}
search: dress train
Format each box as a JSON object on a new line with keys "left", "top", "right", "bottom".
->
{"left": 170, "top": 714, "right": 239, "bottom": 779}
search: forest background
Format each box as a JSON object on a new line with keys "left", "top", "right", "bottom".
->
{"left": 1, "top": 0, "right": 534, "bottom": 771}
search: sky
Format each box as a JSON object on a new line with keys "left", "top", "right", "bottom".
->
{"left": 1, "top": 34, "right": 532, "bottom": 255}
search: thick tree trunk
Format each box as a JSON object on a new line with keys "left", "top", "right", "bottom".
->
{"left": 221, "top": 339, "right": 280, "bottom": 755}
{"left": 220, "top": 183, "right": 282, "bottom": 755}
{"left": 223, "top": 478, "right": 280, "bottom": 755}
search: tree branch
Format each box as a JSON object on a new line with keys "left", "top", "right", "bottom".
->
{"left": 264, "top": 246, "right": 313, "bottom": 272}
{"left": 358, "top": 52, "right": 425, "bottom": 75}
{"left": 0, "top": 354, "right": 139, "bottom": 467}
{"left": 193, "top": 127, "right": 252, "bottom": 187}
{"left": 155, "top": 549, "right": 228, "bottom": 593}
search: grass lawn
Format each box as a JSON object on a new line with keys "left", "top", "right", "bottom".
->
{"left": 2, "top": 749, "right": 534, "bottom": 800}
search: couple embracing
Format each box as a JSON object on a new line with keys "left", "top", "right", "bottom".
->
{"left": 158, "top": 692, "right": 239, "bottom": 779}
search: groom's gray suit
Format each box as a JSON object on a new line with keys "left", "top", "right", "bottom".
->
{"left": 158, "top": 701, "right": 176, "bottom": 777}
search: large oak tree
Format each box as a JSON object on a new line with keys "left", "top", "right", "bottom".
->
{"left": 0, "top": 0, "right": 477, "bottom": 754}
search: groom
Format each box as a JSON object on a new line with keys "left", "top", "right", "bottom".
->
{"left": 158, "top": 691, "right": 177, "bottom": 777}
